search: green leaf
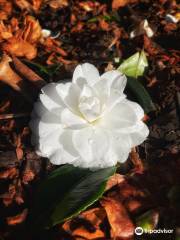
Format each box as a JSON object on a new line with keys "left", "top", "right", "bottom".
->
{"left": 30, "top": 164, "right": 116, "bottom": 228}
{"left": 126, "top": 77, "right": 156, "bottom": 113}
{"left": 117, "top": 51, "right": 155, "bottom": 113}
{"left": 136, "top": 210, "right": 159, "bottom": 231}
{"left": 118, "top": 51, "right": 148, "bottom": 78}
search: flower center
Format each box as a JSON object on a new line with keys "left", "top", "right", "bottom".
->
{"left": 78, "top": 96, "right": 101, "bottom": 123}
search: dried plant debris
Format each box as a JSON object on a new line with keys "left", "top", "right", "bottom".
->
{"left": 0, "top": 0, "right": 179, "bottom": 239}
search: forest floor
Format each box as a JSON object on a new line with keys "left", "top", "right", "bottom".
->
{"left": 0, "top": 0, "right": 179, "bottom": 239}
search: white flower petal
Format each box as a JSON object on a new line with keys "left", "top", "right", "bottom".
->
{"left": 56, "top": 82, "right": 80, "bottom": 114}
{"left": 129, "top": 122, "right": 149, "bottom": 147}
{"left": 124, "top": 99, "right": 144, "bottom": 120}
{"left": 72, "top": 127, "right": 110, "bottom": 167}
{"left": 38, "top": 128, "right": 63, "bottom": 157}
{"left": 61, "top": 108, "right": 88, "bottom": 129}
{"left": 49, "top": 131, "right": 80, "bottom": 165}
{"left": 107, "top": 132, "right": 131, "bottom": 164}
{"left": 78, "top": 85, "right": 101, "bottom": 122}
{"left": 73, "top": 63, "right": 100, "bottom": 87}
{"left": 40, "top": 83, "right": 65, "bottom": 110}
{"left": 99, "top": 100, "right": 139, "bottom": 132}
{"left": 94, "top": 70, "right": 127, "bottom": 111}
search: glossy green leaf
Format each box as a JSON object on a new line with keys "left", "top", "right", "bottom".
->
{"left": 126, "top": 76, "right": 156, "bottom": 113}
{"left": 118, "top": 51, "right": 148, "bottom": 78}
{"left": 30, "top": 164, "right": 116, "bottom": 228}
{"left": 117, "top": 51, "right": 155, "bottom": 113}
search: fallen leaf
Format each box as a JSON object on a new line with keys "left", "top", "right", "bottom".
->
{"left": 0, "top": 55, "right": 22, "bottom": 90}
{"left": 2, "top": 184, "right": 16, "bottom": 206}
{"left": 0, "top": 151, "right": 18, "bottom": 168}
{"left": 0, "top": 21, "right": 13, "bottom": 41}
{"left": 0, "top": 0, "right": 12, "bottom": 20}
{"left": 22, "top": 16, "right": 42, "bottom": 43}
{"left": 63, "top": 208, "right": 106, "bottom": 239}
{"left": 2, "top": 15, "right": 42, "bottom": 59}
{"left": 99, "top": 19, "right": 110, "bottom": 31}
{"left": 16, "top": 147, "right": 23, "bottom": 161}
{"left": 3, "top": 37, "right": 37, "bottom": 59}
{"left": 32, "top": 0, "right": 43, "bottom": 11}
{"left": 0, "top": 54, "right": 35, "bottom": 102}
{"left": 112, "top": 0, "right": 137, "bottom": 9}
{"left": 48, "top": 0, "right": 69, "bottom": 10}
{"left": 0, "top": 167, "right": 18, "bottom": 179}
{"left": 105, "top": 173, "right": 125, "bottom": 191}
{"left": 79, "top": 1, "right": 94, "bottom": 12}
{"left": 101, "top": 197, "right": 135, "bottom": 239}
{"left": 129, "top": 148, "right": 144, "bottom": 173}
{"left": 6, "top": 209, "right": 28, "bottom": 225}
{"left": 12, "top": 56, "right": 46, "bottom": 89}
{"left": 15, "top": 0, "right": 32, "bottom": 11}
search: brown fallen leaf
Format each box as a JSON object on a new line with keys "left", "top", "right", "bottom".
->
{"left": 3, "top": 37, "right": 37, "bottom": 60}
{"left": 0, "top": 0, "right": 12, "bottom": 20}
{"left": 130, "top": 148, "right": 144, "bottom": 173}
{"left": 6, "top": 209, "right": 28, "bottom": 225}
{"left": 63, "top": 208, "right": 106, "bottom": 239}
{"left": 15, "top": 0, "right": 32, "bottom": 11}
{"left": 12, "top": 56, "right": 46, "bottom": 89}
{"left": 105, "top": 173, "right": 125, "bottom": 191}
{"left": 22, "top": 16, "right": 42, "bottom": 44}
{"left": 15, "top": 0, "right": 43, "bottom": 12}
{"left": 1, "top": 184, "right": 16, "bottom": 206}
{"left": 79, "top": 1, "right": 95, "bottom": 12}
{"left": 99, "top": 19, "right": 110, "bottom": 31}
{"left": 73, "top": 228, "right": 104, "bottom": 239}
{"left": 48, "top": 0, "right": 69, "bottom": 10}
{"left": 101, "top": 197, "right": 135, "bottom": 239}
{"left": 0, "top": 54, "right": 35, "bottom": 102}
{"left": 16, "top": 147, "right": 24, "bottom": 161}
{"left": 0, "top": 21, "right": 13, "bottom": 40}
{"left": 2, "top": 15, "right": 42, "bottom": 59}
{"left": 0, "top": 54, "right": 22, "bottom": 91}
{"left": 112, "top": 0, "right": 138, "bottom": 9}
{"left": 0, "top": 167, "right": 18, "bottom": 179}
{"left": 32, "top": 0, "right": 43, "bottom": 12}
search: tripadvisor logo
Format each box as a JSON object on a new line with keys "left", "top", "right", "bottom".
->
{"left": 135, "top": 227, "right": 174, "bottom": 235}
{"left": 135, "top": 227, "right": 144, "bottom": 235}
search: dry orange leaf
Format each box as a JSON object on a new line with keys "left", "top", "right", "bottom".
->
{"left": 48, "top": 0, "right": 69, "bottom": 10}
{"left": 15, "top": 0, "right": 42, "bottom": 12}
{"left": 0, "top": 167, "right": 18, "bottom": 179}
{"left": 63, "top": 208, "right": 106, "bottom": 239}
{"left": 6, "top": 209, "right": 28, "bottom": 225}
{"left": 15, "top": 0, "right": 32, "bottom": 11}
{"left": 105, "top": 173, "right": 125, "bottom": 191}
{"left": 0, "top": 0, "right": 12, "bottom": 20}
{"left": 32, "top": 0, "right": 43, "bottom": 11}
{"left": 101, "top": 197, "right": 135, "bottom": 239}
{"left": 112, "top": 0, "right": 138, "bottom": 9}
{"left": 22, "top": 16, "right": 42, "bottom": 43}
{"left": 12, "top": 56, "right": 46, "bottom": 89}
{"left": 0, "top": 21, "right": 13, "bottom": 40}
{"left": 0, "top": 16, "right": 41, "bottom": 60}
{"left": 3, "top": 38, "right": 37, "bottom": 59}
{"left": 0, "top": 54, "right": 22, "bottom": 91}
{"left": 73, "top": 228, "right": 104, "bottom": 239}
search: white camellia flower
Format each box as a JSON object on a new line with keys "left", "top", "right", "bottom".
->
{"left": 30, "top": 63, "right": 149, "bottom": 169}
